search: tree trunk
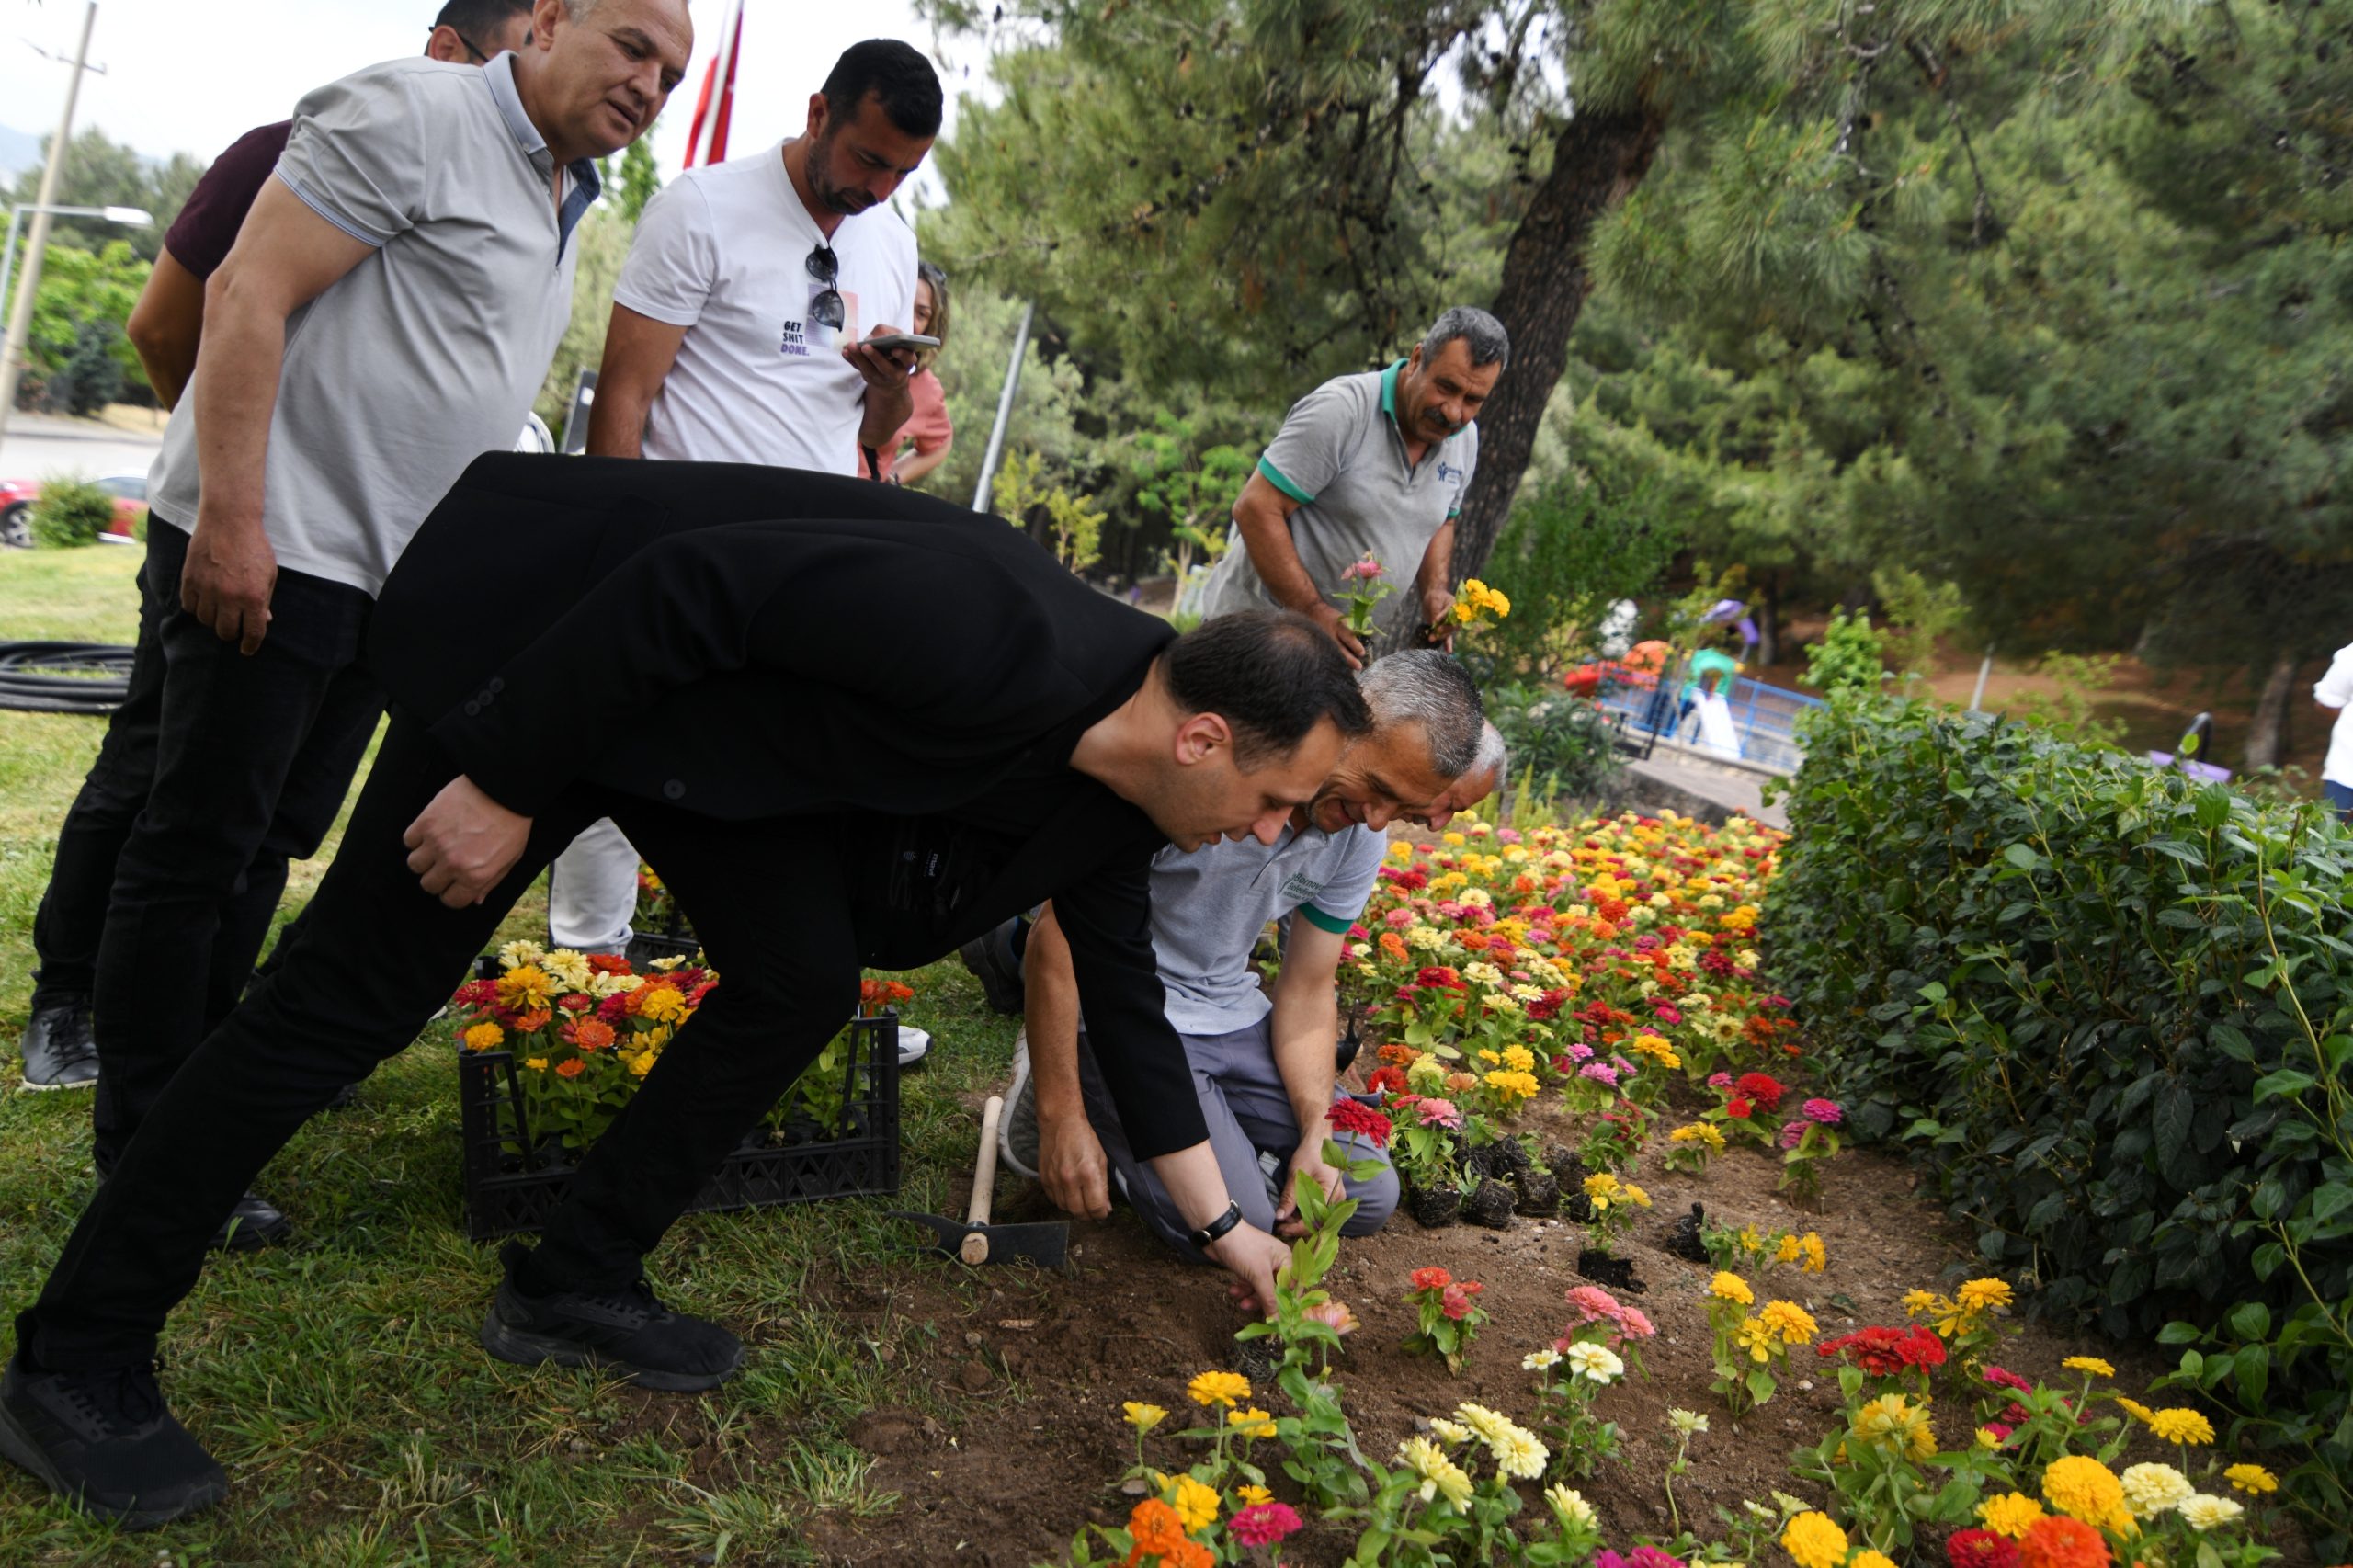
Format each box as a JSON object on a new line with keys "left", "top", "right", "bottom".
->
{"left": 1449, "top": 102, "right": 1669, "bottom": 585}
{"left": 1756, "top": 571, "right": 1781, "bottom": 668}
{"left": 2242, "top": 651, "right": 2300, "bottom": 771}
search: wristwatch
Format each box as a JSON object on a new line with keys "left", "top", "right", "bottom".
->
{"left": 1188, "top": 1200, "right": 1245, "bottom": 1250}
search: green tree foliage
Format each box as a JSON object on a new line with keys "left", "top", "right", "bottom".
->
{"left": 597, "top": 135, "right": 663, "bottom": 225}
{"left": 533, "top": 212, "right": 633, "bottom": 432}
{"left": 17, "top": 239, "right": 148, "bottom": 407}
{"left": 1803, "top": 610, "right": 1888, "bottom": 697}
{"left": 1121, "top": 413, "right": 1250, "bottom": 578}
{"left": 1475, "top": 466, "right": 1682, "bottom": 683}
{"left": 6, "top": 128, "right": 197, "bottom": 263}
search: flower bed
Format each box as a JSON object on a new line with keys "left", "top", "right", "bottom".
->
{"left": 1011, "top": 810, "right": 2302, "bottom": 1568}
{"left": 450, "top": 943, "right": 901, "bottom": 1239}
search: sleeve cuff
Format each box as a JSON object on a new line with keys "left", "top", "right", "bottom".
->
{"left": 1297, "top": 903, "right": 1355, "bottom": 936}
{"left": 609, "top": 283, "right": 702, "bottom": 328}
{"left": 1256, "top": 456, "right": 1314, "bottom": 505}
{"left": 274, "top": 168, "right": 391, "bottom": 249}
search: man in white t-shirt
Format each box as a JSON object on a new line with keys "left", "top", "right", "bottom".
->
{"left": 588, "top": 37, "right": 937, "bottom": 470}
{"left": 2316, "top": 639, "right": 2353, "bottom": 824}
{"left": 551, "top": 39, "right": 942, "bottom": 946}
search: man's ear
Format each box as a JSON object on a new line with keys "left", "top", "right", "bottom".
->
{"left": 1173, "top": 710, "right": 1232, "bottom": 767}
{"left": 805, "top": 90, "right": 830, "bottom": 141}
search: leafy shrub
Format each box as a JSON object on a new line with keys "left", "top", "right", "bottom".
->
{"left": 29, "top": 475, "right": 114, "bottom": 549}
{"left": 1474, "top": 471, "right": 1682, "bottom": 682}
{"left": 1801, "top": 609, "right": 1887, "bottom": 695}
{"left": 1486, "top": 684, "right": 1621, "bottom": 802}
{"left": 1765, "top": 696, "right": 2350, "bottom": 1549}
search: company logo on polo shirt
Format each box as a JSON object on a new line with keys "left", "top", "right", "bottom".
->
{"left": 1437, "top": 460, "right": 1464, "bottom": 484}
{"left": 1279, "top": 870, "right": 1328, "bottom": 905}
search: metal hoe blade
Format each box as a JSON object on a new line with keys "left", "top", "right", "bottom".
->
{"left": 887, "top": 1210, "right": 1069, "bottom": 1269}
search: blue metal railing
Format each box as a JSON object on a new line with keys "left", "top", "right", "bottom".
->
{"left": 1588, "top": 661, "right": 1824, "bottom": 772}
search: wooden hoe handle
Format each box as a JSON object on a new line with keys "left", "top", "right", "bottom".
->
{"left": 961, "top": 1096, "right": 1005, "bottom": 1264}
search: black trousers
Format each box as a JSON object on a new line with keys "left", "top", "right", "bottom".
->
{"left": 29, "top": 521, "right": 383, "bottom": 1166}
{"left": 19, "top": 713, "right": 920, "bottom": 1371}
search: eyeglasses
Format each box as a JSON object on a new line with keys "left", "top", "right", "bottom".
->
{"left": 437, "top": 27, "right": 493, "bottom": 63}
{"left": 805, "top": 243, "right": 845, "bottom": 331}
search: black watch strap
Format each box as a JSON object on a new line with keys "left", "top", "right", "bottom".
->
{"left": 1188, "top": 1200, "right": 1245, "bottom": 1250}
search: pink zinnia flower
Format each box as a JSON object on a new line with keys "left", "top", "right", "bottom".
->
{"left": 1230, "top": 1501, "right": 1304, "bottom": 1547}
{"left": 1652, "top": 1005, "right": 1684, "bottom": 1025}
{"left": 1414, "top": 1097, "right": 1463, "bottom": 1129}
{"left": 1579, "top": 1062, "right": 1619, "bottom": 1086}
{"left": 1779, "top": 1120, "right": 1808, "bottom": 1149}
{"left": 1803, "top": 1097, "right": 1843, "bottom": 1124}
{"left": 1566, "top": 1042, "right": 1595, "bottom": 1062}
{"left": 1708, "top": 1072, "right": 1735, "bottom": 1090}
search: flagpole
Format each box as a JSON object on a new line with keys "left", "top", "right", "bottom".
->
{"left": 688, "top": 0, "right": 743, "bottom": 166}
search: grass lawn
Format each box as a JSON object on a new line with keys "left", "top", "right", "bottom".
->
{"left": 1, "top": 546, "right": 1024, "bottom": 1565}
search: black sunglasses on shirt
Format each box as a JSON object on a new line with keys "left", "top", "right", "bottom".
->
{"left": 806, "top": 243, "right": 846, "bottom": 331}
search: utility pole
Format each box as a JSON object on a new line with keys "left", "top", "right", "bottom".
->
{"left": 971, "top": 301, "right": 1034, "bottom": 515}
{"left": 0, "top": 1, "right": 99, "bottom": 455}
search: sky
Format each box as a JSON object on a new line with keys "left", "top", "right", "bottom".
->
{"left": 0, "top": 0, "right": 988, "bottom": 211}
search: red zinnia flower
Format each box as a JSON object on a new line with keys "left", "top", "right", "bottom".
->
{"left": 1735, "top": 1073, "right": 1786, "bottom": 1110}
{"left": 1948, "top": 1529, "right": 2023, "bottom": 1568}
{"left": 1726, "top": 1097, "right": 1753, "bottom": 1119}
{"left": 1326, "top": 1098, "right": 1393, "bottom": 1149}
{"left": 1411, "top": 1266, "right": 1453, "bottom": 1292}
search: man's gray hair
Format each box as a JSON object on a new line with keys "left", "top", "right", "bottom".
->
{"left": 1472, "top": 721, "right": 1507, "bottom": 780}
{"left": 1358, "top": 651, "right": 1485, "bottom": 778}
{"left": 1421, "top": 305, "right": 1510, "bottom": 371}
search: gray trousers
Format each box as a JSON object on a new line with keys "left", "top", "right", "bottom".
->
{"left": 547, "top": 817, "right": 639, "bottom": 953}
{"left": 1078, "top": 1015, "right": 1399, "bottom": 1263}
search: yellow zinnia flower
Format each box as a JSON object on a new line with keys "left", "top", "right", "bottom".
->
{"left": 1230, "top": 1407, "right": 1278, "bottom": 1440}
{"left": 2115, "top": 1396, "right": 2158, "bottom": 1425}
{"left": 1710, "top": 1271, "right": 1755, "bottom": 1305}
{"left": 1977, "top": 1493, "right": 2046, "bottom": 1540}
{"left": 2042, "top": 1454, "right": 2133, "bottom": 1533}
{"left": 2148, "top": 1407, "right": 2215, "bottom": 1447}
{"left": 1852, "top": 1553, "right": 1899, "bottom": 1568}
{"left": 1758, "top": 1300, "right": 1817, "bottom": 1346}
{"left": 1800, "top": 1233, "right": 1827, "bottom": 1273}
{"left": 1235, "top": 1484, "right": 1273, "bottom": 1507}
{"left": 1123, "top": 1402, "right": 1166, "bottom": 1433}
{"left": 1186, "top": 1370, "right": 1251, "bottom": 1409}
{"left": 461, "top": 1021, "right": 505, "bottom": 1051}
{"left": 2063, "top": 1356, "right": 2115, "bottom": 1379}
{"left": 2224, "top": 1463, "right": 2278, "bottom": 1495}
{"left": 1780, "top": 1510, "right": 1848, "bottom": 1568}
{"left": 1957, "top": 1277, "right": 2014, "bottom": 1314}
{"left": 1164, "top": 1473, "right": 1219, "bottom": 1533}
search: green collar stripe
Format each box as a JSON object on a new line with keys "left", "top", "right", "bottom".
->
{"left": 1257, "top": 455, "right": 1315, "bottom": 505}
{"left": 1380, "top": 358, "right": 1405, "bottom": 424}
{"left": 1297, "top": 903, "right": 1355, "bottom": 936}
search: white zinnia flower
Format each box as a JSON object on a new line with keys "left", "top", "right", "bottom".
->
{"left": 1546, "top": 1484, "right": 1597, "bottom": 1530}
{"left": 1522, "top": 1349, "right": 1563, "bottom": 1372}
{"left": 1563, "top": 1342, "right": 1625, "bottom": 1384}
{"left": 2120, "top": 1462, "right": 2193, "bottom": 1519}
{"left": 2177, "top": 1494, "right": 2245, "bottom": 1531}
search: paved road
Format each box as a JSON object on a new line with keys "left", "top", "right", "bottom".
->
{"left": 0, "top": 412, "right": 163, "bottom": 485}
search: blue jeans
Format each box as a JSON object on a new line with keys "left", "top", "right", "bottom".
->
{"left": 2325, "top": 778, "right": 2353, "bottom": 825}
{"left": 77, "top": 518, "right": 383, "bottom": 1168}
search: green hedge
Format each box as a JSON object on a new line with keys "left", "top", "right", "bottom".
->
{"left": 29, "top": 474, "right": 115, "bottom": 548}
{"left": 1763, "top": 697, "right": 2351, "bottom": 1544}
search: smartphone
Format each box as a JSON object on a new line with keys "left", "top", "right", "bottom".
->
{"left": 861, "top": 332, "right": 941, "bottom": 353}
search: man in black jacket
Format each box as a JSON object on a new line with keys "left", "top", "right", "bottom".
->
{"left": 0, "top": 455, "right": 1369, "bottom": 1529}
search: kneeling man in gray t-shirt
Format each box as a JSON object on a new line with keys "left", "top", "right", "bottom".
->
{"left": 1006, "top": 653, "right": 1498, "bottom": 1263}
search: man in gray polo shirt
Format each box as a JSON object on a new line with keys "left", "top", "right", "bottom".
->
{"left": 67, "top": 1, "right": 690, "bottom": 1218}
{"left": 1006, "top": 653, "right": 1486, "bottom": 1266}
{"left": 1201, "top": 306, "right": 1509, "bottom": 665}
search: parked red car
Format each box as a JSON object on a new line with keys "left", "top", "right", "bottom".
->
{"left": 0, "top": 473, "right": 149, "bottom": 548}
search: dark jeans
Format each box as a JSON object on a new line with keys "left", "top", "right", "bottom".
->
{"left": 2326, "top": 778, "right": 2353, "bottom": 825}
{"left": 20, "top": 714, "right": 917, "bottom": 1370}
{"left": 53, "top": 520, "right": 383, "bottom": 1168}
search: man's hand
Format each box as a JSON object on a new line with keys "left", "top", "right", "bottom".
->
{"left": 403, "top": 775, "right": 531, "bottom": 908}
{"left": 181, "top": 515, "right": 278, "bottom": 654}
{"left": 1273, "top": 1131, "right": 1347, "bottom": 1238}
{"left": 1039, "top": 1106, "right": 1113, "bottom": 1221}
{"left": 845, "top": 324, "right": 918, "bottom": 448}
{"left": 1205, "top": 1221, "right": 1293, "bottom": 1318}
{"left": 1419, "top": 583, "right": 1457, "bottom": 652}
{"left": 1306, "top": 602, "right": 1368, "bottom": 669}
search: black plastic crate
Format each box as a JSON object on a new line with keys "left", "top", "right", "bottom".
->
{"left": 457, "top": 1013, "right": 901, "bottom": 1241}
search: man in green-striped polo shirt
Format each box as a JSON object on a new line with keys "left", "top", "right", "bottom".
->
{"left": 1199, "top": 306, "right": 1508, "bottom": 666}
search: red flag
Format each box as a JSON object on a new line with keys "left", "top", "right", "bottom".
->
{"left": 683, "top": 0, "right": 744, "bottom": 168}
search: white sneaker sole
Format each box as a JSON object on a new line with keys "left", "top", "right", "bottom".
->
{"left": 997, "top": 1036, "right": 1038, "bottom": 1181}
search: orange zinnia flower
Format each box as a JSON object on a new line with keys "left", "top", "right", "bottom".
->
{"left": 554, "top": 1059, "right": 586, "bottom": 1079}
{"left": 2018, "top": 1516, "right": 2110, "bottom": 1568}
{"left": 566, "top": 1018, "right": 616, "bottom": 1052}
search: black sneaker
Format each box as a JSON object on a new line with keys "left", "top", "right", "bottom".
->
{"left": 211, "top": 1191, "right": 290, "bottom": 1253}
{"left": 0, "top": 1351, "right": 227, "bottom": 1529}
{"left": 17, "top": 1000, "right": 98, "bottom": 1091}
{"left": 957, "top": 918, "right": 1026, "bottom": 1016}
{"left": 479, "top": 1258, "right": 744, "bottom": 1392}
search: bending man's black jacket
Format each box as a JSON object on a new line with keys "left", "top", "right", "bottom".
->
{"left": 369, "top": 452, "right": 1208, "bottom": 1158}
